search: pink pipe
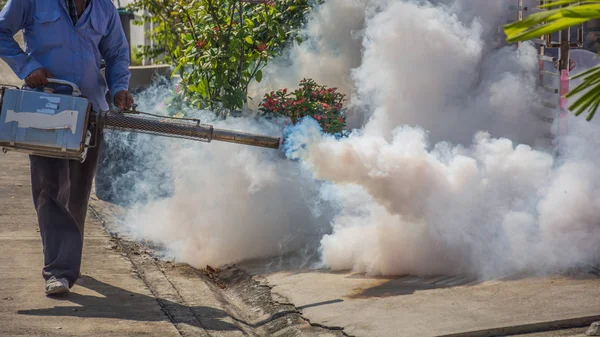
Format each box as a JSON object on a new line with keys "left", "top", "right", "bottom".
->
{"left": 559, "top": 69, "right": 569, "bottom": 137}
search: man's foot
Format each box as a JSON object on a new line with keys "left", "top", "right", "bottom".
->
{"left": 45, "top": 277, "right": 70, "bottom": 295}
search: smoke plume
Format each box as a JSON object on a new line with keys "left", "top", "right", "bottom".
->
{"left": 100, "top": 84, "right": 333, "bottom": 268}
{"left": 103, "top": 0, "right": 600, "bottom": 279}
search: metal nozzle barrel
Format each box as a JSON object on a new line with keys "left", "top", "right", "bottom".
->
{"left": 212, "top": 128, "right": 282, "bottom": 149}
{"left": 98, "top": 111, "right": 281, "bottom": 149}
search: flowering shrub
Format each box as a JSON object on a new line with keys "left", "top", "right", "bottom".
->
{"left": 259, "top": 79, "right": 347, "bottom": 134}
{"left": 128, "top": 0, "right": 320, "bottom": 112}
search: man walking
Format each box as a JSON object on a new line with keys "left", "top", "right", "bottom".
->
{"left": 0, "top": 0, "right": 134, "bottom": 295}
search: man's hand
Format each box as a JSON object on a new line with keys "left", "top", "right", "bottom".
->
{"left": 114, "top": 90, "right": 134, "bottom": 110}
{"left": 25, "top": 68, "right": 52, "bottom": 88}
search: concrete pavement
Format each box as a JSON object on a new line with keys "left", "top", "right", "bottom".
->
{"left": 512, "top": 327, "right": 588, "bottom": 337}
{"left": 241, "top": 264, "right": 600, "bottom": 337}
{"left": 0, "top": 151, "right": 182, "bottom": 337}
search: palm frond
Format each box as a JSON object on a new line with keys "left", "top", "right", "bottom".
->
{"left": 505, "top": 3, "right": 600, "bottom": 42}
{"left": 503, "top": 1, "right": 600, "bottom": 121}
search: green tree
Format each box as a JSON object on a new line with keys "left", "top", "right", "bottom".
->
{"left": 504, "top": 0, "right": 600, "bottom": 120}
{"left": 127, "top": 0, "right": 319, "bottom": 113}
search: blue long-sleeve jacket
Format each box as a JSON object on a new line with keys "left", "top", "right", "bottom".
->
{"left": 0, "top": 0, "right": 131, "bottom": 111}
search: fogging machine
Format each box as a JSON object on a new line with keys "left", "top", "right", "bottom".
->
{"left": 0, "top": 79, "right": 281, "bottom": 162}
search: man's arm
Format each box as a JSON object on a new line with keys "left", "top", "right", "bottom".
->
{"left": 99, "top": 5, "right": 132, "bottom": 109}
{"left": 0, "top": 0, "right": 45, "bottom": 81}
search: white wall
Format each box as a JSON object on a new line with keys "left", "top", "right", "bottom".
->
{"left": 111, "top": 0, "right": 154, "bottom": 65}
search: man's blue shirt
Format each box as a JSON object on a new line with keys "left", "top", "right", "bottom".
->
{"left": 0, "top": 0, "right": 131, "bottom": 111}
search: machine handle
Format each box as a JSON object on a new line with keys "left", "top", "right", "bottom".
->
{"left": 22, "top": 78, "right": 82, "bottom": 97}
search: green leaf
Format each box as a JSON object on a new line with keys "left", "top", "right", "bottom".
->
{"left": 171, "top": 63, "right": 183, "bottom": 77}
{"left": 244, "top": 36, "right": 254, "bottom": 44}
{"left": 504, "top": 4, "right": 600, "bottom": 43}
{"left": 221, "top": 94, "right": 236, "bottom": 109}
{"left": 539, "top": 0, "right": 596, "bottom": 9}
{"left": 197, "top": 79, "right": 208, "bottom": 97}
{"left": 255, "top": 69, "right": 263, "bottom": 83}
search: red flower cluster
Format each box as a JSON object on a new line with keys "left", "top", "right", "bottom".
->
{"left": 259, "top": 78, "right": 347, "bottom": 134}
{"left": 256, "top": 42, "right": 267, "bottom": 52}
{"left": 196, "top": 39, "right": 207, "bottom": 49}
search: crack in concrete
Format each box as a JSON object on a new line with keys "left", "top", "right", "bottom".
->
{"left": 305, "top": 320, "right": 355, "bottom": 337}
{"left": 232, "top": 309, "right": 301, "bottom": 328}
{"left": 228, "top": 299, "right": 352, "bottom": 336}
{"left": 243, "top": 272, "right": 353, "bottom": 336}
{"left": 278, "top": 305, "right": 354, "bottom": 336}
{"left": 155, "top": 263, "right": 239, "bottom": 336}
{"left": 90, "top": 200, "right": 348, "bottom": 336}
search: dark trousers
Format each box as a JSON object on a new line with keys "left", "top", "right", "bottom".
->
{"left": 29, "top": 128, "right": 104, "bottom": 288}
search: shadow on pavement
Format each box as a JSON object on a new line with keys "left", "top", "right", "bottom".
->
{"left": 348, "top": 278, "right": 463, "bottom": 298}
{"left": 348, "top": 266, "right": 600, "bottom": 299}
{"left": 16, "top": 276, "right": 240, "bottom": 332}
{"left": 296, "top": 299, "right": 344, "bottom": 310}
